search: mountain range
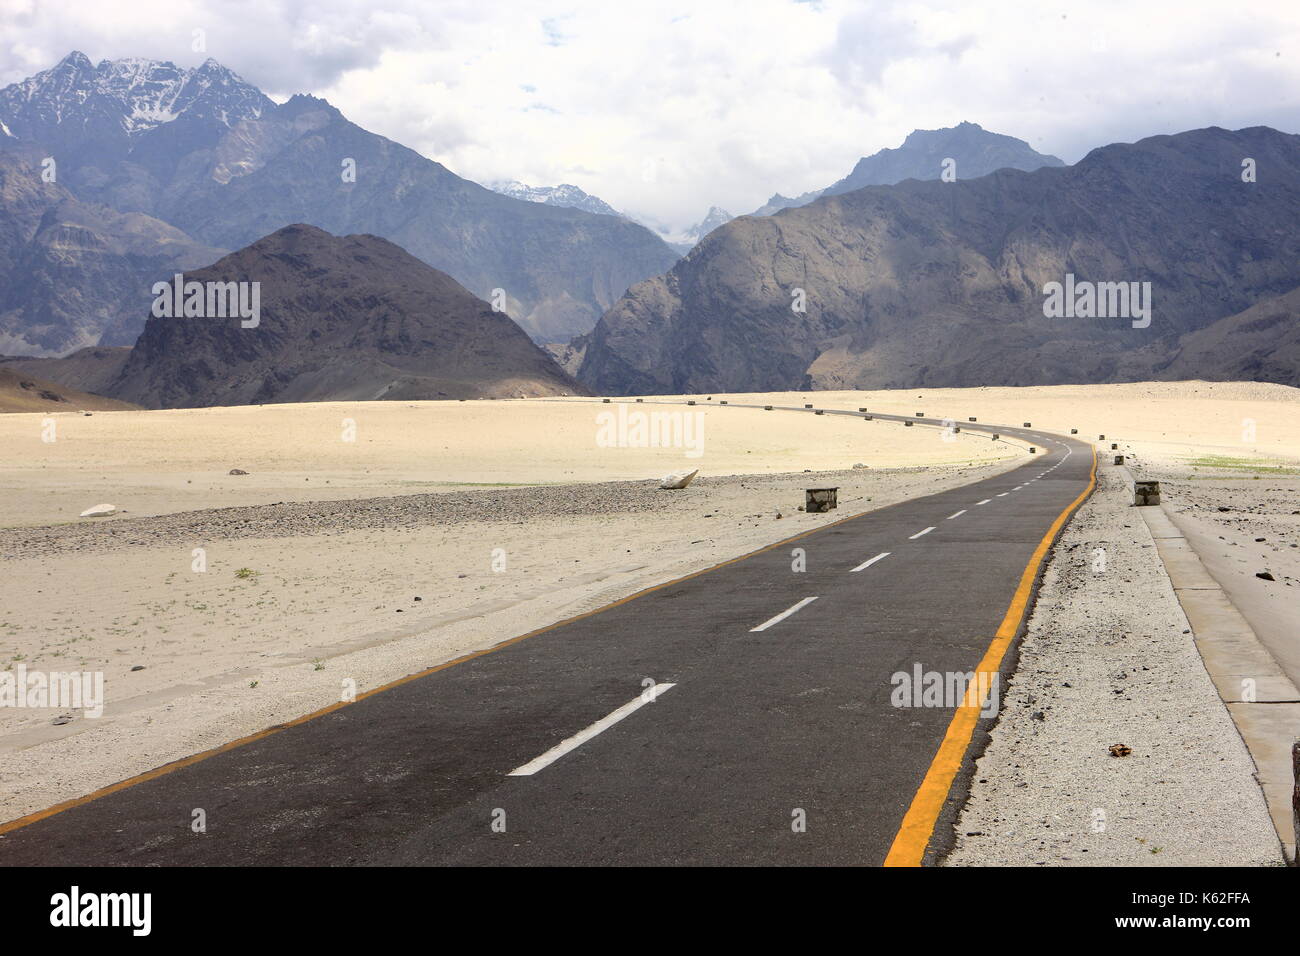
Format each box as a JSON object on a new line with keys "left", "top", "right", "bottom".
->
{"left": 576, "top": 126, "right": 1300, "bottom": 394}
{"left": 2, "top": 51, "right": 1297, "bottom": 404}
{"left": 0, "top": 52, "right": 679, "bottom": 349}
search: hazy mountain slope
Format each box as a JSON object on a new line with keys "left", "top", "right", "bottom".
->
{"left": 0, "top": 148, "right": 226, "bottom": 355}
{"left": 0, "top": 367, "right": 138, "bottom": 412}
{"left": 166, "top": 95, "right": 680, "bottom": 344}
{"left": 1163, "top": 285, "right": 1300, "bottom": 386}
{"left": 0, "top": 53, "right": 680, "bottom": 345}
{"left": 578, "top": 127, "right": 1300, "bottom": 395}
{"left": 107, "top": 224, "right": 585, "bottom": 408}
{"left": 0, "top": 346, "right": 132, "bottom": 394}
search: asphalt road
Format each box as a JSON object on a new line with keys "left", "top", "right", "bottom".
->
{"left": 0, "top": 403, "right": 1095, "bottom": 866}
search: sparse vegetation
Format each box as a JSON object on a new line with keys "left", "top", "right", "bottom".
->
{"left": 1184, "top": 454, "right": 1300, "bottom": 476}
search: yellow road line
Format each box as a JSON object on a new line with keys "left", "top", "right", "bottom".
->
{"left": 883, "top": 445, "right": 1098, "bottom": 867}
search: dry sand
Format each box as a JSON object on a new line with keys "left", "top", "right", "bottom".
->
{"left": 0, "top": 397, "right": 1012, "bottom": 527}
{"left": 2, "top": 381, "right": 1298, "bottom": 847}
{"left": 680, "top": 380, "right": 1300, "bottom": 468}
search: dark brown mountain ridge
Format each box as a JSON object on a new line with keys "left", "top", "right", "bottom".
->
{"left": 105, "top": 224, "right": 585, "bottom": 408}
{"left": 577, "top": 126, "right": 1300, "bottom": 394}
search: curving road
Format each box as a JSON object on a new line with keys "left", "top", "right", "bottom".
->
{"left": 0, "top": 402, "right": 1095, "bottom": 866}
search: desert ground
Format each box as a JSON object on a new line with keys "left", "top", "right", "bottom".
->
{"left": 0, "top": 396, "right": 1015, "bottom": 527}
{"left": 1, "top": 380, "right": 1297, "bottom": 861}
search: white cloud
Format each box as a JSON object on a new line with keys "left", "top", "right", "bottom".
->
{"left": 2, "top": 0, "right": 1299, "bottom": 232}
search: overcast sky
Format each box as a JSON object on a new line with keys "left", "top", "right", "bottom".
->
{"left": 3, "top": 0, "right": 1299, "bottom": 234}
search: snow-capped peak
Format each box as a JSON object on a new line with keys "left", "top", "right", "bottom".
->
{"left": 489, "top": 180, "right": 625, "bottom": 218}
{"left": 0, "top": 52, "right": 274, "bottom": 139}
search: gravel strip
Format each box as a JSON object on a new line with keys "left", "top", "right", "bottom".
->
{"left": 943, "top": 467, "right": 1283, "bottom": 866}
{"left": 0, "top": 467, "right": 948, "bottom": 560}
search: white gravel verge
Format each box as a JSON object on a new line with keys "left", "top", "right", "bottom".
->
{"left": 944, "top": 468, "right": 1284, "bottom": 866}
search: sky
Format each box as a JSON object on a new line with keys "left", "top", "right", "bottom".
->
{"left": 2, "top": 0, "right": 1299, "bottom": 235}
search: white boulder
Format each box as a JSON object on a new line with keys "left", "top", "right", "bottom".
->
{"left": 79, "top": 503, "right": 116, "bottom": 518}
{"left": 659, "top": 469, "right": 699, "bottom": 490}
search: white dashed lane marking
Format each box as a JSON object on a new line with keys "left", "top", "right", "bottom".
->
{"left": 909, "top": 527, "right": 935, "bottom": 539}
{"left": 849, "top": 552, "right": 891, "bottom": 573}
{"left": 750, "top": 596, "right": 819, "bottom": 632}
{"left": 508, "top": 683, "right": 677, "bottom": 776}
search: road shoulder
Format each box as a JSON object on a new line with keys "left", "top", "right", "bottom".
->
{"left": 944, "top": 466, "right": 1284, "bottom": 866}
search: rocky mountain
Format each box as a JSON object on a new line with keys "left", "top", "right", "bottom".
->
{"left": 577, "top": 126, "right": 1300, "bottom": 395}
{"left": 0, "top": 53, "right": 680, "bottom": 346}
{"left": 0, "top": 147, "right": 226, "bottom": 355}
{"left": 821, "top": 121, "right": 1064, "bottom": 195}
{"left": 488, "top": 180, "right": 625, "bottom": 218}
{"left": 105, "top": 224, "right": 584, "bottom": 408}
{"left": 747, "top": 122, "right": 1064, "bottom": 217}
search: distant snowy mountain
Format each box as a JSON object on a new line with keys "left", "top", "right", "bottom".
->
{"left": 488, "top": 180, "right": 625, "bottom": 218}
{"left": 0, "top": 50, "right": 273, "bottom": 143}
{"left": 661, "top": 205, "right": 734, "bottom": 253}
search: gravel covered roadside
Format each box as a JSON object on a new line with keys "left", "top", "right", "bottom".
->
{"left": 0, "top": 465, "right": 979, "bottom": 560}
{"left": 944, "top": 467, "right": 1283, "bottom": 867}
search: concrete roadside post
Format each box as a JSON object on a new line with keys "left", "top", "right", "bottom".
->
{"left": 805, "top": 488, "right": 838, "bottom": 513}
{"left": 1134, "top": 480, "right": 1161, "bottom": 506}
